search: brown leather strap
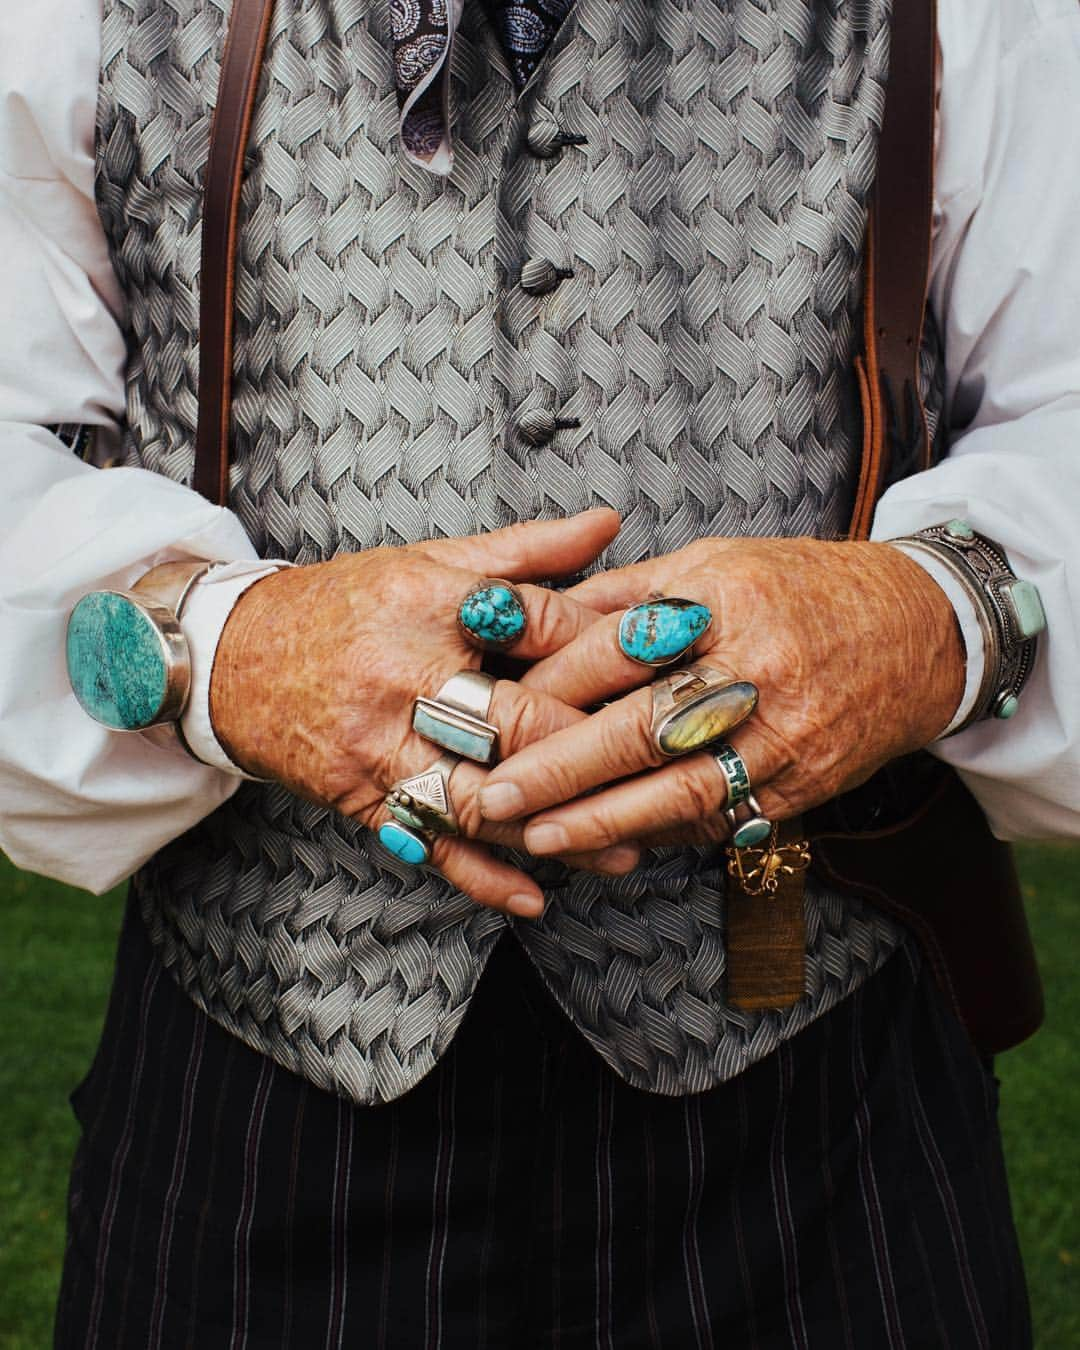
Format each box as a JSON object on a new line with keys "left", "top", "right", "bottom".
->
{"left": 849, "top": 0, "right": 938, "bottom": 538}
{"left": 194, "top": 0, "right": 276, "bottom": 506}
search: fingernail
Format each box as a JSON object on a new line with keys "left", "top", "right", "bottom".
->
{"left": 595, "top": 844, "right": 640, "bottom": 875}
{"left": 507, "top": 893, "right": 544, "bottom": 918}
{"left": 526, "top": 822, "right": 570, "bottom": 854}
{"left": 480, "top": 782, "right": 525, "bottom": 820}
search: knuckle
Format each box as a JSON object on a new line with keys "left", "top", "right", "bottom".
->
{"left": 670, "top": 764, "right": 722, "bottom": 823}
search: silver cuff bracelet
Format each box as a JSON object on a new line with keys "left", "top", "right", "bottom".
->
{"left": 891, "top": 519, "right": 1046, "bottom": 735}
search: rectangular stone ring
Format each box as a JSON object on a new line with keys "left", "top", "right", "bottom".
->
{"left": 412, "top": 669, "right": 500, "bottom": 764}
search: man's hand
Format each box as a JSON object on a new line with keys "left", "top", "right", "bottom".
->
{"left": 477, "top": 537, "right": 965, "bottom": 853}
{"left": 208, "top": 509, "right": 641, "bottom": 916}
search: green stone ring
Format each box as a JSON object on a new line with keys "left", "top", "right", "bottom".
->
{"left": 726, "top": 794, "right": 772, "bottom": 850}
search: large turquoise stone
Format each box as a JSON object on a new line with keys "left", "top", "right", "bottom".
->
{"left": 66, "top": 592, "right": 169, "bottom": 730}
{"left": 412, "top": 704, "right": 497, "bottom": 763}
{"left": 458, "top": 584, "right": 527, "bottom": 649}
{"left": 378, "top": 822, "right": 430, "bottom": 865}
{"left": 618, "top": 599, "right": 712, "bottom": 666}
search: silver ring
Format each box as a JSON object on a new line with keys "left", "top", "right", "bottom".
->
{"left": 457, "top": 579, "right": 528, "bottom": 651}
{"left": 712, "top": 743, "right": 752, "bottom": 811}
{"left": 413, "top": 669, "right": 500, "bottom": 764}
{"left": 617, "top": 596, "right": 712, "bottom": 666}
{"left": 649, "top": 663, "right": 758, "bottom": 758}
{"left": 725, "top": 793, "right": 772, "bottom": 850}
{"left": 386, "top": 752, "right": 460, "bottom": 836}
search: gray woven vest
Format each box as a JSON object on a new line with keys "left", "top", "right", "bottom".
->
{"left": 95, "top": 0, "right": 936, "bottom": 1103}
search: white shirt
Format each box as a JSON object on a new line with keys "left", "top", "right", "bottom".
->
{"left": 2, "top": 0, "right": 1080, "bottom": 893}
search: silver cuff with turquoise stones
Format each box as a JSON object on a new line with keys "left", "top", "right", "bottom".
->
{"left": 413, "top": 670, "right": 500, "bottom": 764}
{"left": 649, "top": 663, "right": 758, "bottom": 758}
{"left": 66, "top": 560, "right": 213, "bottom": 753}
{"left": 386, "top": 753, "right": 460, "bottom": 836}
{"left": 890, "top": 519, "right": 1046, "bottom": 734}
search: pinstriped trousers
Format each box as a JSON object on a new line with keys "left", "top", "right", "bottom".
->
{"left": 55, "top": 897, "right": 1031, "bottom": 1349}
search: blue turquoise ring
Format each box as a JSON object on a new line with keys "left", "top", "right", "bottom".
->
{"left": 458, "top": 579, "right": 528, "bottom": 651}
{"left": 726, "top": 794, "right": 772, "bottom": 850}
{"left": 618, "top": 597, "right": 711, "bottom": 667}
{"left": 377, "top": 820, "right": 434, "bottom": 866}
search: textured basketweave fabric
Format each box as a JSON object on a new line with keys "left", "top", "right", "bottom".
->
{"left": 94, "top": 0, "right": 934, "bottom": 1103}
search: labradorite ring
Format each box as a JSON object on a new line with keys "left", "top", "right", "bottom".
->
{"left": 413, "top": 669, "right": 500, "bottom": 764}
{"left": 618, "top": 597, "right": 712, "bottom": 666}
{"left": 386, "top": 752, "right": 461, "bottom": 836}
{"left": 712, "top": 743, "right": 752, "bottom": 811}
{"left": 649, "top": 663, "right": 758, "bottom": 758}
{"left": 458, "top": 579, "right": 528, "bottom": 651}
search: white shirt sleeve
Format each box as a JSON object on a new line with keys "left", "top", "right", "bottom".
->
{"left": 871, "top": 0, "right": 1080, "bottom": 841}
{"left": 0, "top": 0, "right": 262, "bottom": 894}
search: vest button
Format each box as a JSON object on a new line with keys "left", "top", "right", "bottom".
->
{"left": 520, "top": 258, "right": 568, "bottom": 296}
{"left": 526, "top": 122, "right": 586, "bottom": 159}
{"left": 518, "top": 409, "right": 580, "bottom": 447}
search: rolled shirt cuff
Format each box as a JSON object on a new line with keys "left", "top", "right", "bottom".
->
{"left": 888, "top": 542, "right": 986, "bottom": 739}
{"left": 179, "top": 560, "right": 290, "bottom": 776}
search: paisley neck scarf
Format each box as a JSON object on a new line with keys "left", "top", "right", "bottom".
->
{"left": 392, "top": 0, "right": 573, "bottom": 174}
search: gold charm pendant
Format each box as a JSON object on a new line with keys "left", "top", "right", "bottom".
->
{"left": 727, "top": 825, "right": 812, "bottom": 898}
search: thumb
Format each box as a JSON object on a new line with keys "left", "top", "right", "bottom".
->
{"left": 415, "top": 508, "right": 621, "bottom": 581}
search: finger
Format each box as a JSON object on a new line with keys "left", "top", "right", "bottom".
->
{"left": 428, "top": 835, "right": 547, "bottom": 917}
{"left": 516, "top": 746, "right": 752, "bottom": 855}
{"left": 465, "top": 581, "right": 606, "bottom": 661}
{"left": 518, "top": 610, "right": 659, "bottom": 705}
{"left": 415, "top": 508, "right": 621, "bottom": 581}
{"left": 562, "top": 557, "right": 670, "bottom": 610}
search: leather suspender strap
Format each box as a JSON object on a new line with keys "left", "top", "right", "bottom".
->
{"left": 849, "top": 0, "right": 939, "bottom": 539}
{"left": 194, "top": 0, "right": 276, "bottom": 507}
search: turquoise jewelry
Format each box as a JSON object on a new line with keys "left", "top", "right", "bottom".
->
{"left": 458, "top": 580, "right": 528, "bottom": 651}
{"left": 726, "top": 794, "right": 772, "bottom": 849}
{"left": 889, "top": 519, "right": 1046, "bottom": 733}
{"left": 413, "top": 669, "right": 500, "bottom": 764}
{"left": 649, "top": 663, "right": 758, "bottom": 758}
{"left": 66, "top": 560, "right": 212, "bottom": 750}
{"left": 712, "top": 743, "right": 752, "bottom": 811}
{"left": 377, "top": 820, "right": 433, "bottom": 866}
{"left": 618, "top": 597, "right": 712, "bottom": 666}
{"left": 386, "top": 753, "right": 461, "bottom": 835}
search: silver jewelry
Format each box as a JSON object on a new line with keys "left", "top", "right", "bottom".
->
{"left": 413, "top": 669, "right": 500, "bottom": 764}
{"left": 712, "top": 743, "right": 752, "bottom": 811}
{"left": 649, "top": 663, "right": 758, "bottom": 758}
{"left": 66, "top": 560, "right": 214, "bottom": 753}
{"left": 386, "top": 753, "right": 461, "bottom": 835}
{"left": 377, "top": 819, "right": 434, "bottom": 866}
{"left": 457, "top": 579, "right": 528, "bottom": 651}
{"left": 890, "top": 519, "right": 1046, "bottom": 734}
{"left": 725, "top": 794, "right": 772, "bottom": 850}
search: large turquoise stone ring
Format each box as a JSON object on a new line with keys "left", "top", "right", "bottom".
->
{"left": 67, "top": 591, "right": 187, "bottom": 731}
{"left": 618, "top": 598, "right": 712, "bottom": 667}
{"left": 377, "top": 821, "right": 433, "bottom": 866}
{"left": 458, "top": 580, "right": 528, "bottom": 651}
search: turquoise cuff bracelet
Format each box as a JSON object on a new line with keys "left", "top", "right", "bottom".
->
{"left": 67, "top": 561, "right": 213, "bottom": 748}
{"left": 891, "top": 520, "right": 1046, "bottom": 735}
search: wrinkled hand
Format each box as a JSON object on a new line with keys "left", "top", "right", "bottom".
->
{"left": 478, "top": 537, "right": 965, "bottom": 854}
{"left": 209, "top": 509, "right": 641, "bottom": 916}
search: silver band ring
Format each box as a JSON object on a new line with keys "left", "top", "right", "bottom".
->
{"left": 712, "top": 743, "right": 752, "bottom": 811}
{"left": 386, "top": 752, "right": 461, "bottom": 836}
{"left": 413, "top": 669, "right": 500, "bottom": 764}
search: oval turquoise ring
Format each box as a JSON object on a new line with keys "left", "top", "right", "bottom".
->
{"left": 377, "top": 821, "right": 433, "bottom": 866}
{"left": 457, "top": 580, "right": 528, "bottom": 651}
{"left": 618, "top": 597, "right": 712, "bottom": 666}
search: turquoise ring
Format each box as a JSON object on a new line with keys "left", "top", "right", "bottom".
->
{"left": 377, "top": 820, "right": 434, "bottom": 866}
{"left": 458, "top": 580, "right": 528, "bottom": 651}
{"left": 618, "top": 597, "right": 711, "bottom": 667}
{"left": 726, "top": 794, "right": 772, "bottom": 850}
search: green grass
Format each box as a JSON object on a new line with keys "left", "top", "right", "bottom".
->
{"left": 0, "top": 847, "right": 1077, "bottom": 1347}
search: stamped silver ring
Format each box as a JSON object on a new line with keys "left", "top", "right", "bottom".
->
{"left": 413, "top": 669, "right": 499, "bottom": 764}
{"left": 725, "top": 793, "right": 772, "bottom": 850}
{"left": 457, "top": 579, "right": 528, "bottom": 651}
{"left": 386, "top": 752, "right": 460, "bottom": 836}
{"left": 649, "top": 663, "right": 758, "bottom": 758}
